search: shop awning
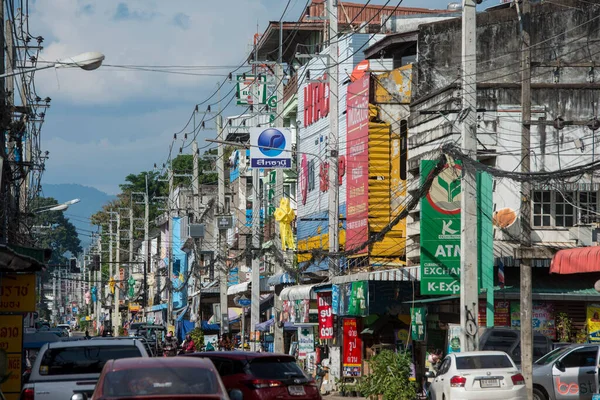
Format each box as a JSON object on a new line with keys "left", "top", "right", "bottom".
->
{"left": 280, "top": 284, "right": 317, "bottom": 301}
{"left": 268, "top": 272, "right": 296, "bottom": 286}
{"left": 0, "top": 244, "right": 48, "bottom": 272}
{"left": 227, "top": 281, "right": 250, "bottom": 295}
{"left": 331, "top": 267, "right": 420, "bottom": 284}
{"left": 550, "top": 247, "right": 600, "bottom": 274}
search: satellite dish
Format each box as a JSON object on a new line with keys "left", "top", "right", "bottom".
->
{"left": 594, "top": 280, "right": 600, "bottom": 293}
{"left": 493, "top": 208, "right": 518, "bottom": 228}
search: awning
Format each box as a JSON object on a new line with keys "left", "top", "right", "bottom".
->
{"left": 256, "top": 318, "right": 275, "bottom": 332}
{"left": 268, "top": 272, "right": 296, "bottom": 286}
{"left": 332, "top": 267, "right": 420, "bottom": 284}
{"left": 227, "top": 281, "right": 250, "bottom": 295}
{"left": 280, "top": 284, "right": 317, "bottom": 301}
{"left": 550, "top": 247, "right": 600, "bottom": 274}
{"left": 0, "top": 244, "right": 48, "bottom": 272}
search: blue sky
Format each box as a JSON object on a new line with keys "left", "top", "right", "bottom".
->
{"left": 31, "top": 0, "right": 452, "bottom": 195}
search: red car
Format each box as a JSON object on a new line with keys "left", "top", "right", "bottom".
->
{"left": 184, "top": 352, "right": 321, "bottom": 400}
{"left": 90, "top": 357, "right": 242, "bottom": 400}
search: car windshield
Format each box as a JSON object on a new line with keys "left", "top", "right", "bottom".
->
{"left": 455, "top": 355, "right": 514, "bottom": 369}
{"left": 39, "top": 346, "right": 142, "bottom": 375}
{"left": 534, "top": 347, "right": 572, "bottom": 365}
{"left": 248, "top": 357, "right": 307, "bottom": 380}
{"left": 104, "top": 367, "right": 219, "bottom": 396}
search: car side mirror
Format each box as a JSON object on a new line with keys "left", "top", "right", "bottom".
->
{"left": 229, "top": 389, "right": 243, "bottom": 400}
{"left": 71, "top": 394, "right": 87, "bottom": 400}
{"left": 554, "top": 360, "right": 565, "bottom": 372}
{"left": 425, "top": 371, "right": 436, "bottom": 378}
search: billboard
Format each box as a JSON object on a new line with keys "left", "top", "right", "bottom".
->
{"left": 420, "top": 161, "right": 462, "bottom": 295}
{"left": 249, "top": 127, "right": 292, "bottom": 168}
{"left": 236, "top": 74, "right": 267, "bottom": 105}
{"left": 345, "top": 73, "right": 370, "bottom": 253}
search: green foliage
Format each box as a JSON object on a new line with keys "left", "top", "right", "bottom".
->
{"left": 556, "top": 312, "right": 573, "bottom": 342}
{"left": 358, "top": 350, "right": 416, "bottom": 400}
{"left": 575, "top": 325, "right": 589, "bottom": 343}
{"left": 189, "top": 327, "right": 204, "bottom": 347}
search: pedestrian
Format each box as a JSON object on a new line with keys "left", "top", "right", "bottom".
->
{"left": 84, "top": 330, "right": 91, "bottom": 339}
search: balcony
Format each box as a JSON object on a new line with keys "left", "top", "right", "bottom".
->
{"left": 283, "top": 74, "right": 298, "bottom": 105}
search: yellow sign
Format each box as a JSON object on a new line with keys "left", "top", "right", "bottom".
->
{"left": 374, "top": 65, "right": 412, "bottom": 104}
{"left": 129, "top": 303, "right": 141, "bottom": 312}
{"left": 0, "top": 274, "right": 36, "bottom": 312}
{"left": 0, "top": 315, "right": 23, "bottom": 353}
{"left": 0, "top": 353, "right": 22, "bottom": 393}
{"left": 588, "top": 304, "right": 600, "bottom": 342}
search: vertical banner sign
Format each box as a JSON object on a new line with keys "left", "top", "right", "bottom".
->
{"left": 342, "top": 318, "right": 362, "bottom": 377}
{"left": 250, "top": 127, "right": 292, "bottom": 168}
{"left": 588, "top": 304, "right": 600, "bottom": 342}
{"left": 447, "top": 324, "right": 461, "bottom": 353}
{"left": 410, "top": 307, "right": 426, "bottom": 341}
{"left": 420, "top": 161, "right": 462, "bottom": 295}
{"left": 298, "top": 327, "right": 315, "bottom": 360}
{"left": 318, "top": 293, "right": 334, "bottom": 339}
{"left": 331, "top": 284, "right": 340, "bottom": 315}
{"left": 345, "top": 73, "right": 370, "bottom": 253}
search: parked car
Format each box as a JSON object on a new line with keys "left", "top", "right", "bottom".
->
{"left": 89, "top": 356, "right": 242, "bottom": 400}
{"left": 56, "top": 323, "right": 73, "bottom": 336}
{"left": 532, "top": 343, "right": 600, "bottom": 400}
{"left": 479, "top": 327, "right": 553, "bottom": 368}
{"left": 426, "top": 350, "right": 526, "bottom": 400}
{"left": 184, "top": 351, "right": 321, "bottom": 400}
{"left": 21, "top": 338, "right": 149, "bottom": 400}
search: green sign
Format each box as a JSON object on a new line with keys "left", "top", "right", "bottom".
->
{"left": 236, "top": 75, "right": 267, "bottom": 105}
{"left": 267, "top": 95, "right": 277, "bottom": 109}
{"left": 411, "top": 307, "right": 426, "bottom": 341}
{"left": 420, "top": 160, "right": 462, "bottom": 295}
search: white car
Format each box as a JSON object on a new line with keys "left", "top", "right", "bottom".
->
{"left": 56, "top": 323, "right": 72, "bottom": 337}
{"left": 427, "top": 350, "right": 527, "bottom": 400}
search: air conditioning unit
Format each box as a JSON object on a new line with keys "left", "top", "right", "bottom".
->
{"left": 189, "top": 224, "right": 205, "bottom": 238}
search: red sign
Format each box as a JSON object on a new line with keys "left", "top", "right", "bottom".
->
{"left": 478, "top": 300, "right": 511, "bottom": 327}
{"left": 342, "top": 318, "right": 362, "bottom": 377}
{"left": 318, "top": 293, "right": 334, "bottom": 339}
{"left": 345, "top": 73, "right": 370, "bottom": 253}
{"left": 303, "top": 74, "right": 329, "bottom": 127}
{"left": 299, "top": 154, "right": 308, "bottom": 205}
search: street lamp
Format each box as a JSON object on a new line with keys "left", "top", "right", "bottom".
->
{"left": 35, "top": 198, "right": 81, "bottom": 213}
{"left": 0, "top": 51, "right": 105, "bottom": 79}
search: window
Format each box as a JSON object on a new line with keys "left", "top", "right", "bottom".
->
{"left": 308, "top": 160, "right": 316, "bottom": 191}
{"left": 438, "top": 357, "right": 451, "bottom": 375}
{"left": 39, "top": 345, "right": 142, "bottom": 375}
{"left": 455, "top": 355, "right": 513, "bottom": 370}
{"left": 532, "top": 190, "right": 599, "bottom": 227}
{"left": 561, "top": 347, "right": 598, "bottom": 368}
{"left": 481, "top": 330, "right": 518, "bottom": 353}
{"left": 248, "top": 357, "right": 307, "bottom": 380}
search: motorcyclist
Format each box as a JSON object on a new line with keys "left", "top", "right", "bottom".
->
{"left": 182, "top": 334, "right": 196, "bottom": 353}
{"left": 163, "top": 331, "right": 178, "bottom": 357}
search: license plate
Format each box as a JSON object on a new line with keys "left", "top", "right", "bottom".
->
{"left": 288, "top": 385, "right": 306, "bottom": 396}
{"left": 480, "top": 379, "right": 500, "bottom": 388}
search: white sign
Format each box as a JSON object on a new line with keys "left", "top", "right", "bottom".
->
{"left": 250, "top": 127, "right": 292, "bottom": 168}
{"left": 236, "top": 75, "right": 267, "bottom": 105}
{"left": 298, "top": 327, "right": 315, "bottom": 360}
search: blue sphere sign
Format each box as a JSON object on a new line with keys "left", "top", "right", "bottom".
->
{"left": 250, "top": 127, "right": 291, "bottom": 168}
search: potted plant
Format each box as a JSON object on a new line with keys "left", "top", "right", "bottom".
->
{"left": 358, "top": 350, "right": 416, "bottom": 400}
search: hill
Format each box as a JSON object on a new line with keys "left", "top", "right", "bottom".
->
{"left": 42, "top": 183, "right": 115, "bottom": 248}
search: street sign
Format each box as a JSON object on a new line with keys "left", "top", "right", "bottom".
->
{"left": 216, "top": 216, "right": 233, "bottom": 230}
{"left": 238, "top": 297, "right": 251, "bottom": 307}
{"left": 249, "top": 127, "right": 292, "bottom": 168}
{"left": 420, "top": 161, "right": 462, "bottom": 295}
{"left": 0, "top": 274, "right": 36, "bottom": 312}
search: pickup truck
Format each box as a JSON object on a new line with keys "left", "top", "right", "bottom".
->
{"left": 21, "top": 338, "right": 148, "bottom": 400}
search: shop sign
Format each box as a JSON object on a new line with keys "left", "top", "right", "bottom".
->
{"left": 588, "top": 304, "right": 600, "bottom": 342}
{"left": 317, "top": 293, "right": 334, "bottom": 339}
{"left": 342, "top": 318, "right": 362, "bottom": 377}
{"left": 410, "top": 307, "right": 426, "bottom": 341}
{"left": 478, "top": 300, "right": 510, "bottom": 327}
{"left": 236, "top": 74, "right": 267, "bottom": 105}
{"left": 298, "top": 327, "right": 315, "bottom": 360}
{"left": 249, "top": 127, "right": 292, "bottom": 168}
{"left": 331, "top": 284, "right": 340, "bottom": 315}
{"left": 0, "top": 353, "right": 22, "bottom": 393}
{"left": 345, "top": 73, "right": 370, "bottom": 253}
{"left": 511, "top": 302, "right": 556, "bottom": 339}
{"left": 338, "top": 282, "right": 368, "bottom": 316}
{"left": 447, "top": 323, "right": 461, "bottom": 353}
{"left": 0, "top": 315, "right": 23, "bottom": 352}
{"left": 420, "top": 161, "right": 462, "bottom": 295}
{"left": 281, "top": 300, "right": 310, "bottom": 324}
{"left": 303, "top": 74, "right": 329, "bottom": 127}
{"left": 0, "top": 273, "right": 36, "bottom": 312}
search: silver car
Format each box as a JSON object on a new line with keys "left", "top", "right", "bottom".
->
{"left": 533, "top": 344, "right": 600, "bottom": 400}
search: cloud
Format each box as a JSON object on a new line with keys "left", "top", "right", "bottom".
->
{"left": 172, "top": 13, "right": 191, "bottom": 30}
{"left": 113, "top": 3, "right": 159, "bottom": 21}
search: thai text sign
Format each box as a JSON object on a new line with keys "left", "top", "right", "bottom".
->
{"left": 342, "top": 318, "right": 362, "bottom": 377}
{"left": 420, "top": 161, "right": 462, "bottom": 295}
{"left": 0, "top": 354, "right": 22, "bottom": 393}
{"left": 249, "top": 127, "right": 292, "bottom": 169}
{"left": 511, "top": 302, "right": 556, "bottom": 339}
{"left": 298, "top": 327, "right": 315, "bottom": 360}
{"left": 0, "top": 274, "right": 35, "bottom": 312}
{"left": 318, "top": 293, "right": 334, "bottom": 339}
{"left": 345, "top": 73, "right": 370, "bottom": 253}
{"left": 411, "top": 307, "right": 426, "bottom": 341}
{"left": 0, "top": 315, "right": 23, "bottom": 352}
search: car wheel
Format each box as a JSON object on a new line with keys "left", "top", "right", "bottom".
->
{"left": 533, "top": 387, "right": 548, "bottom": 400}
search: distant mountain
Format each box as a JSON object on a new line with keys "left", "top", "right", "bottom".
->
{"left": 42, "top": 184, "right": 115, "bottom": 248}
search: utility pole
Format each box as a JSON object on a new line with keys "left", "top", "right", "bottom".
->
{"left": 460, "top": 0, "right": 479, "bottom": 352}
{"left": 97, "top": 234, "right": 102, "bottom": 335}
{"left": 327, "top": 0, "right": 339, "bottom": 278}
{"left": 519, "top": 0, "right": 533, "bottom": 395}
{"left": 144, "top": 174, "right": 150, "bottom": 310}
{"left": 273, "top": 18, "right": 286, "bottom": 355}
{"left": 167, "top": 167, "right": 174, "bottom": 326}
{"left": 52, "top": 271, "right": 57, "bottom": 325}
{"left": 129, "top": 206, "right": 134, "bottom": 321}
{"left": 193, "top": 141, "right": 200, "bottom": 220}
{"left": 0, "top": 0, "right": 6, "bottom": 245}
{"left": 114, "top": 212, "right": 121, "bottom": 336}
{"left": 250, "top": 165, "right": 261, "bottom": 351}
{"left": 216, "top": 115, "right": 229, "bottom": 336}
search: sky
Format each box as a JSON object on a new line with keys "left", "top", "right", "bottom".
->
{"left": 31, "top": 0, "right": 451, "bottom": 195}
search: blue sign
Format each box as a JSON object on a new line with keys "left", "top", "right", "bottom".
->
{"left": 72, "top": 307, "right": 78, "bottom": 314}
{"left": 250, "top": 127, "right": 291, "bottom": 168}
{"left": 332, "top": 284, "right": 340, "bottom": 315}
{"left": 238, "top": 298, "right": 251, "bottom": 307}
